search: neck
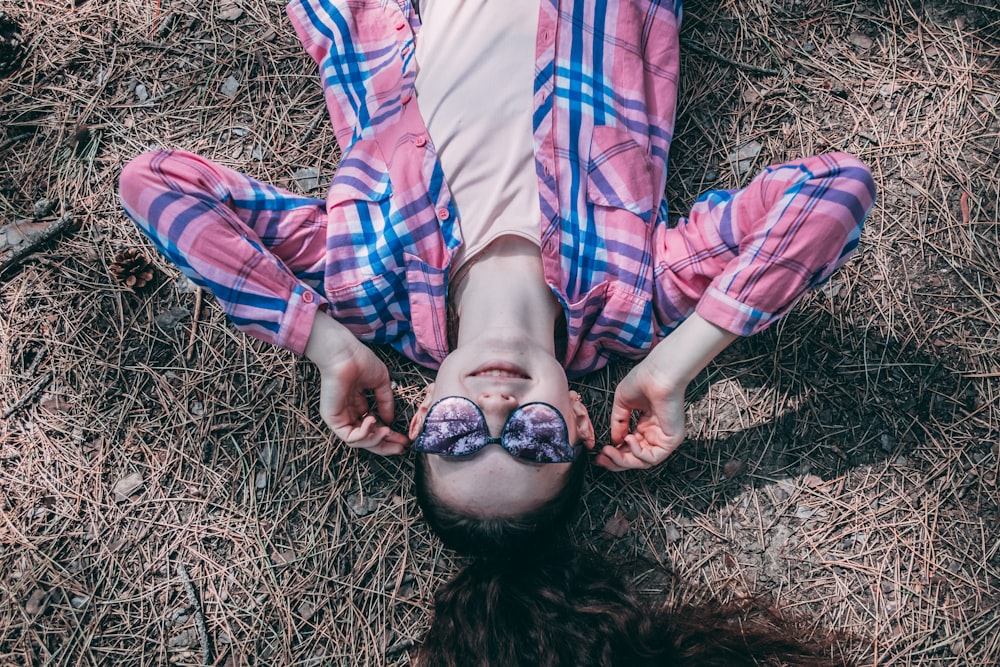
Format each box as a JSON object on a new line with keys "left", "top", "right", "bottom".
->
{"left": 451, "top": 237, "right": 561, "bottom": 352}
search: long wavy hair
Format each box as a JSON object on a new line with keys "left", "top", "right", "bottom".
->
{"left": 413, "top": 454, "right": 852, "bottom": 667}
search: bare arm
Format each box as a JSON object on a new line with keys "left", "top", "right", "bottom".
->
{"left": 597, "top": 313, "right": 737, "bottom": 471}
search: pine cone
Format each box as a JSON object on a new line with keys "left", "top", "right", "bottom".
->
{"left": 0, "top": 13, "right": 25, "bottom": 78}
{"left": 110, "top": 249, "right": 155, "bottom": 289}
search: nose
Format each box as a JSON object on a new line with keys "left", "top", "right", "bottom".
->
{"left": 477, "top": 392, "right": 517, "bottom": 437}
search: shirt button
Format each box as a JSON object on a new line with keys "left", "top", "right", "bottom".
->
{"left": 401, "top": 93, "right": 413, "bottom": 105}
{"left": 395, "top": 20, "right": 407, "bottom": 31}
{"left": 541, "top": 29, "right": 551, "bottom": 42}
{"left": 437, "top": 207, "right": 450, "bottom": 221}
{"left": 402, "top": 44, "right": 412, "bottom": 56}
{"left": 302, "top": 291, "right": 314, "bottom": 304}
{"left": 414, "top": 136, "right": 427, "bottom": 147}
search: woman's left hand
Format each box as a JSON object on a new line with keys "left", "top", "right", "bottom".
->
{"left": 597, "top": 359, "right": 687, "bottom": 471}
{"left": 597, "top": 312, "right": 739, "bottom": 472}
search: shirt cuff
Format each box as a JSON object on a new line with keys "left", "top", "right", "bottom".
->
{"left": 694, "top": 286, "right": 776, "bottom": 338}
{"left": 277, "top": 285, "right": 323, "bottom": 356}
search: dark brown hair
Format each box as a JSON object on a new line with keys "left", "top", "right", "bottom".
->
{"left": 413, "top": 455, "right": 852, "bottom": 667}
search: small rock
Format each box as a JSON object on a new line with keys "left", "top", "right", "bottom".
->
{"left": 217, "top": 2, "right": 244, "bottom": 21}
{"left": 702, "top": 169, "right": 717, "bottom": 183}
{"left": 292, "top": 167, "right": 321, "bottom": 192}
{"left": 153, "top": 306, "right": 191, "bottom": 333}
{"left": 742, "top": 88, "right": 761, "bottom": 104}
{"left": 347, "top": 493, "right": 378, "bottom": 517}
{"left": 802, "top": 474, "right": 824, "bottom": 489}
{"left": 880, "top": 433, "right": 896, "bottom": 452}
{"left": 220, "top": 75, "right": 240, "bottom": 98}
{"left": 25, "top": 589, "right": 49, "bottom": 615}
{"left": 189, "top": 400, "right": 204, "bottom": 417}
{"left": 33, "top": 198, "right": 57, "bottom": 218}
{"left": 173, "top": 274, "right": 199, "bottom": 295}
{"left": 726, "top": 141, "right": 762, "bottom": 175}
{"left": 849, "top": 32, "right": 874, "bottom": 49}
{"left": 271, "top": 548, "right": 296, "bottom": 566}
{"left": 70, "top": 595, "right": 90, "bottom": 610}
{"left": 663, "top": 524, "right": 681, "bottom": 543}
{"left": 602, "top": 509, "right": 630, "bottom": 539}
{"left": 255, "top": 469, "right": 268, "bottom": 490}
{"left": 39, "top": 391, "right": 72, "bottom": 413}
{"left": 297, "top": 600, "right": 316, "bottom": 623}
{"left": 794, "top": 506, "right": 815, "bottom": 520}
{"left": 134, "top": 84, "right": 148, "bottom": 102}
{"left": 879, "top": 82, "right": 902, "bottom": 97}
{"left": 231, "top": 126, "right": 249, "bottom": 137}
{"left": 894, "top": 455, "right": 909, "bottom": 467}
{"left": 113, "top": 472, "right": 144, "bottom": 501}
{"left": 168, "top": 628, "right": 199, "bottom": 649}
{"left": 723, "top": 459, "right": 746, "bottom": 479}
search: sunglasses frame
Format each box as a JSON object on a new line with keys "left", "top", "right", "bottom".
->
{"left": 413, "top": 395, "right": 580, "bottom": 464}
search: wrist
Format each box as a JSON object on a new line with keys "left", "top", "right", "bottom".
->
{"left": 305, "top": 313, "right": 359, "bottom": 371}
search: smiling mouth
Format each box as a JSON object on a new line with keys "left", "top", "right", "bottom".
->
{"left": 470, "top": 363, "right": 530, "bottom": 380}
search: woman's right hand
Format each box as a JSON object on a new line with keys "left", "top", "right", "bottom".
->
{"left": 305, "top": 313, "right": 408, "bottom": 455}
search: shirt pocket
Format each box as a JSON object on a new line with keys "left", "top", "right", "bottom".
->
{"left": 323, "top": 272, "right": 407, "bottom": 345}
{"left": 587, "top": 125, "right": 655, "bottom": 224}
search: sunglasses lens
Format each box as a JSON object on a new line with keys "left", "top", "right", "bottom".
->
{"left": 503, "top": 403, "right": 574, "bottom": 463}
{"left": 415, "top": 398, "right": 487, "bottom": 456}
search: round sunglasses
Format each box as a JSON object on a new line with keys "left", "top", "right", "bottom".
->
{"left": 413, "top": 396, "right": 580, "bottom": 464}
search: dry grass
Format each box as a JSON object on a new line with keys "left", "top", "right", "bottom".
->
{"left": 1, "top": 0, "right": 998, "bottom": 665}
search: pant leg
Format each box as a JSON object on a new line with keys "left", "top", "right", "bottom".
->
{"left": 652, "top": 152, "right": 876, "bottom": 336}
{"left": 119, "top": 149, "right": 328, "bottom": 355}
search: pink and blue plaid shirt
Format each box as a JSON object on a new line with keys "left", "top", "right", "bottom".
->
{"left": 122, "top": 0, "right": 875, "bottom": 377}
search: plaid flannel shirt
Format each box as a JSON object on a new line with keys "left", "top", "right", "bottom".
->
{"left": 123, "top": 0, "right": 875, "bottom": 377}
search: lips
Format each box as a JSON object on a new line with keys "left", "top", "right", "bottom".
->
{"left": 469, "top": 362, "right": 530, "bottom": 380}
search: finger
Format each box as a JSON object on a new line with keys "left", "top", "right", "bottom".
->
{"left": 598, "top": 444, "right": 652, "bottom": 471}
{"left": 625, "top": 434, "right": 670, "bottom": 466}
{"left": 609, "top": 398, "right": 634, "bottom": 445}
{"left": 364, "top": 439, "right": 407, "bottom": 456}
{"left": 594, "top": 450, "right": 628, "bottom": 472}
{"left": 372, "top": 377, "right": 395, "bottom": 423}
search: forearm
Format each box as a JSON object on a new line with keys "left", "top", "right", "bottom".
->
{"left": 647, "top": 313, "right": 738, "bottom": 389}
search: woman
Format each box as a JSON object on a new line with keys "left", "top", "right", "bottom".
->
{"left": 120, "top": 0, "right": 874, "bottom": 662}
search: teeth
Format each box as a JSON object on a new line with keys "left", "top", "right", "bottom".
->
{"left": 477, "top": 369, "right": 526, "bottom": 379}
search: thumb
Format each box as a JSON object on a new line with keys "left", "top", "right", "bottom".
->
{"left": 610, "top": 379, "right": 641, "bottom": 445}
{"left": 371, "top": 370, "right": 395, "bottom": 423}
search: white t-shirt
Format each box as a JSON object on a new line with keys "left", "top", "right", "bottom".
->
{"left": 414, "top": 0, "right": 542, "bottom": 274}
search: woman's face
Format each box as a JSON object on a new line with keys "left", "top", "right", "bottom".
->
{"left": 409, "top": 334, "right": 594, "bottom": 517}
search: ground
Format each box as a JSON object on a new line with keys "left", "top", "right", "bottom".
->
{"left": 0, "top": 0, "right": 998, "bottom": 665}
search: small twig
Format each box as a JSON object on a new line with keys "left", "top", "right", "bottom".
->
{"left": 960, "top": 192, "right": 970, "bottom": 226}
{"left": 0, "top": 213, "right": 77, "bottom": 277}
{"left": 176, "top": 560, "right": 213, "bottom": 666}
{"left": 3, "top": 373, "right": 53, "bottom": 419}
{"left": 681, "top": 38, "right": 780, "bottom": 77}
{"left": 385, "top": 638, "right": 415, "bottom": 657}
{"left": 185, "top": 287, "right": 203, "bottom": 361}
{"left": 25, "top": 345, "right": 49, "bottom": 376}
